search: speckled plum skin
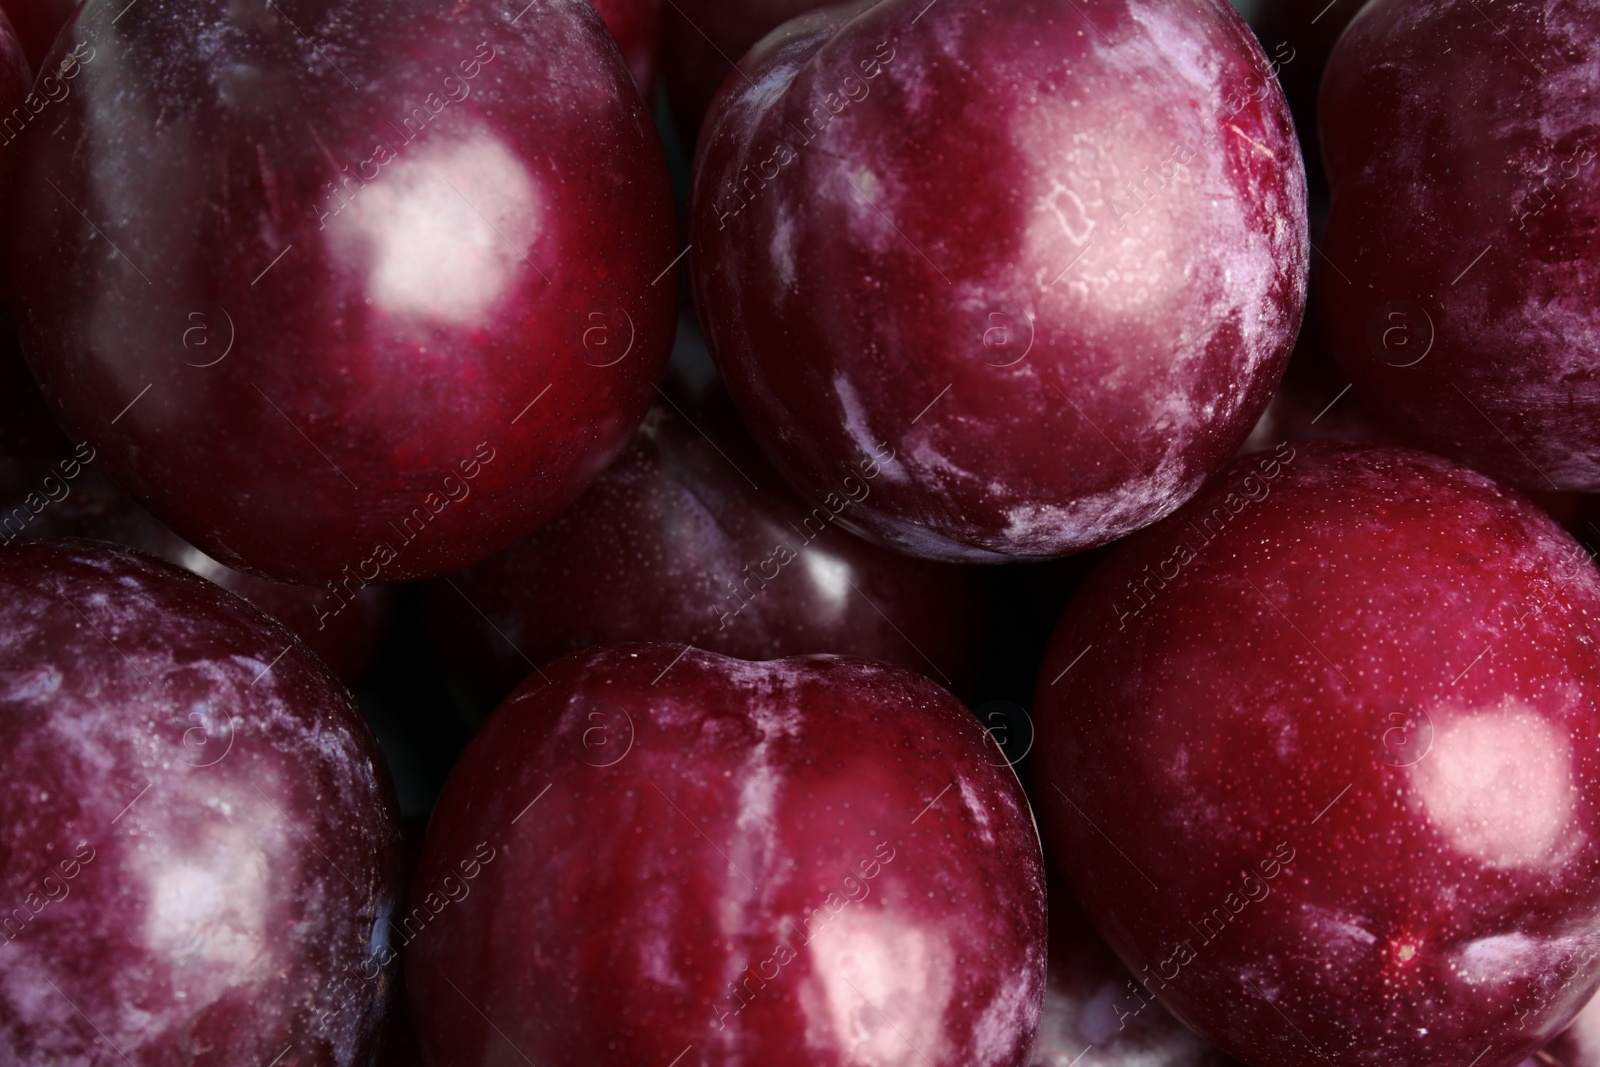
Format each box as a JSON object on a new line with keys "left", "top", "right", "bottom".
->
{"left": 420, "top": 377, "right": 992, "bottom": 704}
{"left": 1318, "top": 0, "right": 1600, "bottom": 491}
{"left": 6, "top": 0, "right": 677, "bottom": 584}
{"left": 659, "top": 0, "right": 830, "bottom": 140}
{"left": 406, "top": 644, "right": 1048, "bottom": 1067}
{"left": 689, "top": 0, "right": 1307, "bottom": 563}
{"left": 0, "top": 540, "right": 402, "bottom": 1066}
{"left": 1035, "top": 445, "right": 1600, "bottom": 1067}
{"left": 1030, "top": 888, "right": 1241, "bottom": 1067}
{"left": 591, "top": 0, "right": 661, "bottom": 94}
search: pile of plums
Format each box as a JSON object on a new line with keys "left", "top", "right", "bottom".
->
{"left": 0, "top": 0, "right": 1595, "bottom": 1063}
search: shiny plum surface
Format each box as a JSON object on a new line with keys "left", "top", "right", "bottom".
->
{"left": 690, "top": 0, "right": 1307, "bottom": 562}
{"left": 8, "top": 0, "right": 678, "bottom": 583}
{"left": 406, "top": 644, "right": 1047, "bottom": 1067}
{"left": 1319, "top": 0, "right": 1600, "bottom": 490}
{"left": 1036, "top": 445, "right": 1600, "bottom": 1067}
{"left": 0, "top": 540, "right": 402, "bottom": 1065}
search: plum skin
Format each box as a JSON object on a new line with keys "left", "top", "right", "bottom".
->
{"left": 690, "top": 0, "right": 1307, "bottom": 563}
{"left": 421, "top": 375, "right": 993, "bottom": 704}
{"left": 590, "top": 0, "right": 661, "bottom": 95}
{"left": 0, "top": 540, "right": 402, "bottom": 1066}
{"left": 6, "top": 0, "right": 678, "bottom": 584}
{"left": 1035, "top": 444, "right": 1600, "bottom": 1067}
{"left": 0, "top": 323, "right": 396, "bottom": 688}
{"left": 1318, "top": 0, "right": 1600, "bottom": 490}
{"left": 405, "top": 643, "right": 1048, "bottom": 1067}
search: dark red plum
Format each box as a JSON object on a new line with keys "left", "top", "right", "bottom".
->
{"left": 0, "top": 540, "right": 402, "bottom": 1065}
{"left": 690, "top": 0, "right": 1307, "bottom": 563}
{"left": 406, "top": 644, "right": 1047, "bottom": 1067}
{"left": 421, "top": 367, "right": 991, "bottom": 703}
{"left": 1036, "top": 445, "right": 1600, "bottom": 1067}
{"left": 7, "top": 0, "right": 678, "bottom": 584}
{"left": 591, "top": 0, "right": 661, "bottom": 94}
{"left": 0, "top": 323, "right": 395, "bottom": 686}
{"left": 1319, "top": 0, "right": 1600, "bottom": 490}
